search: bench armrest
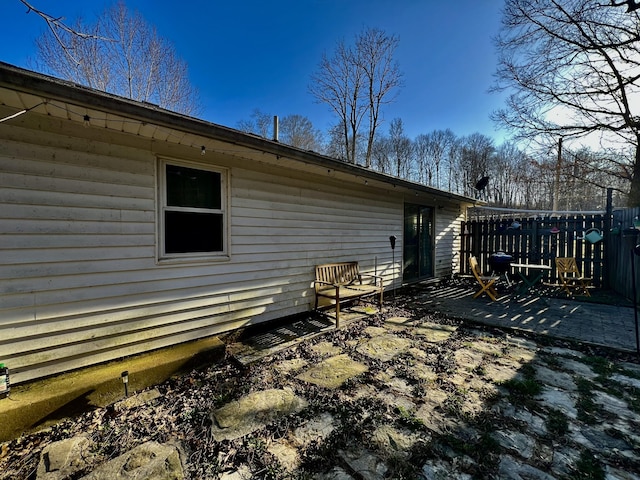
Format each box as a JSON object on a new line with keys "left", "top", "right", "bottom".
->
{"left": 314, "top": 280, "right": 339, "bottom": 287}
{"left": 359, "top": 274, "right": 383, "bottom": 286}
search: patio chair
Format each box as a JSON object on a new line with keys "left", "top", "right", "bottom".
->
{"left": 469, "top": 255, "right": 499, "bottom": 301}
{"left": 555, "top": 257, "right": 592, "bottom": 297}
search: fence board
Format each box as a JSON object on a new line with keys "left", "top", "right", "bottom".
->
{"left": 461, "top": 214, "right": 605, "bottom": 287}
{"left": 608, "top": 207, "right": 640, "bottom": 302}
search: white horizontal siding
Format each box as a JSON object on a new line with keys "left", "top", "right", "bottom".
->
{"left": 231, "top": 169, "right": 401, "bottom": 285}
{"left": 1, "top": 124, "right": 408, "bottom": 384}
{"left": 434, "top": 205, "right": 464, "bottom": 278}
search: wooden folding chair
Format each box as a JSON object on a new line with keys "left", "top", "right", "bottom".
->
{"left": 469, "top": 255, "right": 499, "bottom": 301}
{"left": 555, "top": 257, "right": 592, "bottom": 297}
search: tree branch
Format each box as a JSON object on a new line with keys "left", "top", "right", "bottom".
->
{"left": 19, "top": 1, "right": 105, "bottom": 39}
{"left": 20, "top": 0, "right": 112, "bottom": 65}
{"left": 610, "top": 0, "right": 640, "bottom": 12}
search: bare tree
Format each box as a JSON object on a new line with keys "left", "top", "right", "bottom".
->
{"left": 356, "top": 28, "right": 403, "bottom": 168}
{"left": 237, "top": 110, "right": 324, "bottom": 151}
{"left": 419, "top": 129, "right": 456, "bottom": 189}
{"left": 492, "top": 0, "right": 640, "bottom": 205}
{"left": 388, "top": 118, "right": 413, "bottom": 178}
{"left": 447, "top": 139, "right": 462, "bottom": 193}
{"left": 309, "top": 40, "right": 365, "bottom": 164}
{"left": 371, "top": 135, "right": 393, "bottom": 174}
{"left": 550, "top": 145, "right": 630, "bottom": 210}
{"left": 237, "top": 109, "right": 273, "bottom": 138}
{"left": 279, "top": 115, "right": 324, "bottom": 151}
{"left": 413, "top": 134, "right": 433, "bottom": 186}
{"left": 490, "top": 141, "right": 527, "bottom": 206}
{"left": 325, "top": 123, "right": 350, "bottom": 161}
{"left": 458, "top": 133, "right": 495, "bottom": 197}
{"left": 310, "top": 27, "right": 402, "bottom": 166}
{"left": 33, "top": 1, "right": 200, "bottom": 115}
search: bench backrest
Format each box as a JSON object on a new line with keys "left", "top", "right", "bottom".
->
{"left": 315, "top": 262, "right": 360, "bottom": 288}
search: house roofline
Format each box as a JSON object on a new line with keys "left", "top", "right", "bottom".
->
{"left": 0, "top": 62, "right": 478, "bottom": 205}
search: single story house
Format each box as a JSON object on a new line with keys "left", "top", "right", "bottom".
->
{"left": 0, "top": 63, "right": 477, "bottom": 385}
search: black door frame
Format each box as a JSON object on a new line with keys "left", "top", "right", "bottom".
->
{"left": 403, "top": 203, "right": 434, "bottom": 283}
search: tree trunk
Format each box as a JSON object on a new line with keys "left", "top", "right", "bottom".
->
{"left": 629, "top": 141, "right": 640, "bottom": 207}
{"left": 365, "top": 133, "right": 373, "bottom": 168}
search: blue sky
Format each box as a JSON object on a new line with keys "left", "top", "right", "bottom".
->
{"left": 2, "top": 0, "right": 508, "bottom": 142}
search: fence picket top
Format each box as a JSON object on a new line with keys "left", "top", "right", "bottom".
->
{"left": 461, "top": 213, "right": 606, "bottom": 287}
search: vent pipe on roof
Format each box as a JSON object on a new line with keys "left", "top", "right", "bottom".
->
{"left": 273, "top": 115, "right": 279, "bottom": 142}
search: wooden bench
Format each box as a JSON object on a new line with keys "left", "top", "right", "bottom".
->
{"left": 314, "top": 262, "right": 383, "bottom": 328}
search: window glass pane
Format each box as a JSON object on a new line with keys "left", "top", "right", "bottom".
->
{"left": 419, "top": 207, "right": 433, "bottom": 277}
{"left": 403, "top": 204, "right": 419, "bottom": 281}
{"left": 166, "top": 164, "right": 221, "bottom": 209}
{"left": 403, "top": 203, "right": 434, "bottom": 282}
{"left": 165, "top": 211, "right": 223, "bottom": 253}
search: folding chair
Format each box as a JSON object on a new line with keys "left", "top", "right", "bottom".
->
{"left": 469, "top": 255, "right": 499, "bottom": 301}
{"left": 555, "top": 257, "right": 592, "bottom": 297}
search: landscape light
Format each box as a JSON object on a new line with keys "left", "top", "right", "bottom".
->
{"left": 121, "top": 370, "right": 129, "bottom": 397}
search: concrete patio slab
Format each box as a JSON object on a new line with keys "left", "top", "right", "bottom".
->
{"left": 295, "top": 354, "right": 368, "bottom": 389}
{"left": 414, "top": 284, "right": 638, "bottom": 352}
{"left": 210, "top": 388, "right": 307, "bottom": 441}
{"left": 355, "top": 334, "right": 412, "bottom": 362}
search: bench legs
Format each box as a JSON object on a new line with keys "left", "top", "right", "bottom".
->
{"left": 315, "top": 286, "right": 384, "bottom": 330}
{"left": 335, "top": 288, "right": 340, "bottom": 329}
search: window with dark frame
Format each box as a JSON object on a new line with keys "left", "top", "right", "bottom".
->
{"left": 162, "top": 162, "right": 225, "bottom": 256}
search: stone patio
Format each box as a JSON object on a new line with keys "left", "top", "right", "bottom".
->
{"left": 16, "top": 302, "right": 640, "bottom": 480}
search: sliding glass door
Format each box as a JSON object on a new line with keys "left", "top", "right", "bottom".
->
{"left": 403, "top": 204, "right": 434, "bottom": 282}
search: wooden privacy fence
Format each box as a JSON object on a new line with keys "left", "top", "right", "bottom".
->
{"left": 608, "top": 207, "right": 640, "bottom": 302}
{"left": 460, "top": 214, "right": 606, "bottom": 287}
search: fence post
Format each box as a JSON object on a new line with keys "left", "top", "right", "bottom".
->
{"left": 531, "top": 219, "right": 539, "bottom": 263}
{"left": 603, "top": 188, "right": 613, "bottom": 289}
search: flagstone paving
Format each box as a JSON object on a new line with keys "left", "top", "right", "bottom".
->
{"left": 295, "top": 354, "right": 368, "bottom": 389}
{"left": 210, "top": 389, "right": 308, "bottom": 441}
{"left": 3, "top": 300, "right": 640, "bottom": 479}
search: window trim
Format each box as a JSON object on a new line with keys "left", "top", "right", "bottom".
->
{"left": 157, "top": 157, "right": 230, "bottom": 263}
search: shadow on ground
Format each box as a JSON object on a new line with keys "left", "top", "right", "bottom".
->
{"left": 1, "top": 284, "right": 639, "bottom": 479}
